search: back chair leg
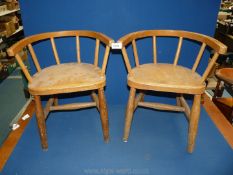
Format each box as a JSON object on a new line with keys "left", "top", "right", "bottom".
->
{"left": 54, "top": 96, "right": 58, "bottom": 106}
{"left": 123, "top": 87, "right": 136, "bottom": 142}
{"left": 34, "top": 95, "right": 48, "bottom": 150}
{"left": 176, "top": 94, "right": 181, "bottom": 106}
{"left": 187, "top": 94, "right": 201, "bottom": 153}
{"left": 140, "top": 91, "right": 145, "bottom": 102}
{"left": 98, "top": 88, "right": 110, "bottom": 143}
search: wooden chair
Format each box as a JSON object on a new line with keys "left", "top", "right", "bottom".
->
{"left": 118, "top": 30, "right": 227, "bottom": 153}
{"left": 213, "top": 68, "right": 233, "bottom": 124}
{"left": 7, "top": 31, "right": 114, "bottom": 150}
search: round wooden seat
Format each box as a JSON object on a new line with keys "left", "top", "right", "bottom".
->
{"left": 28, "top": 63, "right": 106, "bottom": 95}
{"left": 128, "top": 63, "right": 206, "bottom": 94}
{"left": 216, "top": 68, "right": 233, "bottom": 85}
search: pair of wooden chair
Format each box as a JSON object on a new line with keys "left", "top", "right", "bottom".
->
{"left": 7, "top": 30, "right": 227, "bottom": 153}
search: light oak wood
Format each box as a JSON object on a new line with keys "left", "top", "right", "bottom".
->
{"left": 50, "top": 37, "right": 60, "bottom": 64}
{"left": 101, "top": 46, "right": 110, "bottom": 74}
{"left": 7, "top": 30, "right": 113, "bottom": 149}
{"left": 54, "top": 96, "right": 58, "bottom": 106}
{"left": 98, "top": 88, "right": 109, "bottom": 142}
{"left": 132, "top": 39, "right": 139, "bottom": 66}
{"left": 173, "top": 37, "right": 183, "bottom": 66}
{"left": 153, "top": 36, "right": 157, "bottom": 63}
{"left": 118, "top": 30, "right": 227, "bottom": 54}
{"left": 28, "top": 44, "right": 41, "bottom": 72}
{"left": 134, "top": 92, "right": 144, "bottom": 110}
{"left": 122, "top": 47, "right": 132, "bottom": 73}
{"left": 123, "top": 87, "right": 136, "bottom": 142}
{"left": 34, "top": 96, "right": 48, "bottom": 150}
{"left": 128, "top": 63, "right": 205, "bottom": 94}
{"left": 44, "top": 97, "right": 55, "bottom": 120}
{"left": 28, "top": 63, "right": 106, "bottom": 95}
{"left": 192, "top": 43, "right": 206, "bottom": 72}
{"left": 50, "top": 102, "right": 96, "bottom": 111}
{"left": 8, "top": 30, "right": 113, "bottom": 55}
{"left": 188, "top": 94, "right": 201, "bottom": 153}
{"left": 15, "top": 53, "right": 32, "bottom": 82}
{"left": 94, "top": 39, "right": 100, "bottom": 66}
{"left": 120, "top": 30, "right": 227, "bottom": 153}
{"left": 138, "top": 102, "right": 185, "bottom": 112}
{"left": 76, "top": 36, "right": 81, "bottom": 63}
{"left": 202, "top": 52, "right": 219, "bottom": 82}
{"left": 179, "top": 95, "right": 191, "bottom": 121}
{"left": 91, "top": 91, "right": 100, "bottom": 110}
{"left": 176, "top": 95, "right": 181, "bottom": 106}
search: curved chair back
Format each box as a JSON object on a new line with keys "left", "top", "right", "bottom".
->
{"left": 118, "top": 30, "right": 227, "bottom": 82}
{"left": 7, "top": 30, "right": 114, "bottom": 83}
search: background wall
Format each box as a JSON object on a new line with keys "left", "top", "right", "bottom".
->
{"left": 19, "top": 0, "right": 221, "bottom": 104}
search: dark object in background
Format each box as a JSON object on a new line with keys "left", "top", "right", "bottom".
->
{"left": 213, "top": 68, "right": 233, "bottom": 124}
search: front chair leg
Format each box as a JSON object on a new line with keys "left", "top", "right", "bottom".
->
{"left": 34, "top": 95, "right": 48, "bottom": 150}
{"left": 123, "top": 87, "right": 136, "bottom": 142}
{"left": 98, "top": 88, "right": 110, "bottom": 143}
{"left": 187, "top": 94, "right": 201, "bottom": 153}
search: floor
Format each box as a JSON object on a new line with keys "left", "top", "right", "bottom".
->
{"left": 1, "top": 104, "right": 233, "bottom": 175}
{"left": 0, "top": 68, "right": 28, "bottom": 146}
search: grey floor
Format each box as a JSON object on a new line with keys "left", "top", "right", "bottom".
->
{"left": 0, "top": 68, "right": 28, "bottom": 146}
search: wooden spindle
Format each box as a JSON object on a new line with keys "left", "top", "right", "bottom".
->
{"left": 192, "top": 43, "right": 206, "bottom": 72}
{"left": 50, "top": 37, "right": 60, "bottom": 64}
{"left": 201, "top": 52, "right": 219, "bottom": 82}
{"left": 153, "top": 36, "right": 157, "bottom": 63}
{"left": 173, "top": 37, "right": 183, "bottom": 66}
{"left": 27, "top": 44, "right": 41, "bottom": 72}
{"left": 15, "top": 53, "right": 32, "bottom": 82}
{"left": 132, "top": 40, "right": 139, "bottom": 67}
{"left": 76, "top": 36, "right": 81, "bottom": 63}
{"left": 101, "top": 46, "right": 110, "bottom": 74}
{"left": 94, "top": 39, "right": 100, "bottom": 66}
{"left": 122, "top": 47, "right": 132, "bottom": 73}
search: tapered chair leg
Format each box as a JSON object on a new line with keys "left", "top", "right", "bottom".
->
{"left": 176, "top": 94, "right": 181, "bottom": 106}
{"left": 187, "top": 94, "right": 201, "bottom": 153}
{"left": 123, "top": 87, "right": 136, "bottom": 142}
{"left": 54, "top": 96, "right": 58, "bottom": 106}
{"left": 98, "top": 88, "right": 109, "bottom": 143}
{"left": 34, "top": 95, "right": 48, "bottom": 150}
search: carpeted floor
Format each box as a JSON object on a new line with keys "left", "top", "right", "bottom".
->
{"left": 1, "top": 105, "right": 233, "bottom": 175}
{"left": 0, "top": 68, "right": 27, "bottom": 146}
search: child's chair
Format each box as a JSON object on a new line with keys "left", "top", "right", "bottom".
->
{"left": 7, "top": 31, "right": 114, "bottom": 150}
{"left": 118, "top": 30, "right": 227, "bottom": 153}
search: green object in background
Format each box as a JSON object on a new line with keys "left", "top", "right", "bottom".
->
{"left": 7, "top": 62, "right": 17, "bottom": 74}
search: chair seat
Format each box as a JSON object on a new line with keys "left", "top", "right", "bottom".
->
{"left": 128, "top": 63, "right": 205, "bottom": 94}
{"left": 29, "top": 63, "right": 105, "bottom": 95}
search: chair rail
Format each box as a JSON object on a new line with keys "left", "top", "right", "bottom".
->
{"left": 8, "top": 30, "right": 114, "bottom": 56}
{"left": 118, "top": 30, "right": 227, "bottom": 54}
